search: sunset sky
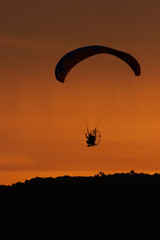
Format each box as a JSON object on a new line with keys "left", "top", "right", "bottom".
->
{"left": 1, "top": 0, "right": 160, "bottom": 184}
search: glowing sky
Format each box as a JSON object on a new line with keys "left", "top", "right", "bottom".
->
{"left": 1, "top": 0, "right": 160, "bottom": 184}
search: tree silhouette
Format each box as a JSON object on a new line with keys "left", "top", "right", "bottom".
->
{"left": 0, "top": 170, "right": 160, "bottom": 237}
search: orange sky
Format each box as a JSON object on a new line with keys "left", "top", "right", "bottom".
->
{"left": 0, "top": 0, "right": 160, "bottom": 184}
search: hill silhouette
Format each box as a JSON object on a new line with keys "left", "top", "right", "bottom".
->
{"left": 0, "top": 171, "right": 160, "bottom": 237}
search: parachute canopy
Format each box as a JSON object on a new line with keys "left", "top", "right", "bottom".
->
{"left": 55, "top": 45, "right": 141, "bottom": 83}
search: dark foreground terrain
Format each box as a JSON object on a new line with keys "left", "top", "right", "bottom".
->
{"left": 1, "top": 171, "right": 160, "bottom": 237}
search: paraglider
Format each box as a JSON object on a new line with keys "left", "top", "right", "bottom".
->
{"left": 55, "top": 45, "right": 141, "bottom": 147}
{"left": 85, "top": 129, "right": 101, "bottom": 147}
